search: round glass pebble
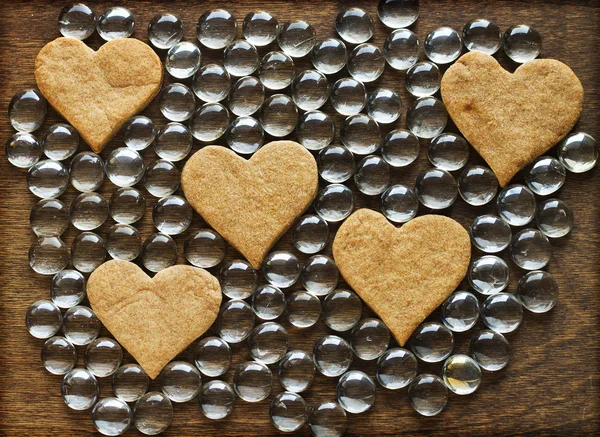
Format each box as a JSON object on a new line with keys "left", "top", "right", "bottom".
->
{"left": 335, "top": 7, "right": 373, "bottom": 44}
{"left": 110, "top": 187, "right": 145, "bottom": 224}
{"left": 377, "top": 0, "right": 420, "bottom": 28}
{"left": 462, "top": 19, "right": 502, "bottom": 54}
{"left": 458, "top": 165, "right": 498, "bottom": 206}
{"left": 51, "top": 269, "right": 86, "bottom": 308}
{"left": 292, "top": 69, "right": 330, "bottom": 111}
{"left": 301, "top": 255, "right": 339, "bottom": 296}
{"left": 85, "top": 337, "right": 123, "bottom": 377}
{"left": 424, "top": 27, "right": 462, "bottom": 64}
{"left": 406, "top": 96, "right": 448, "bottom": 139}
{"left": 314, "top": 184, "right": 354, "bottom": 222}
{"left": 405, "top": 61, "right": 441, "bottom": 97}
{"left": 196, "top": 9, "right": 237, "bottom": 50}
{"left": 355, "top": 155, "right": 390, "bottom": 196}
{"left": 62, "top": 368, "right": 99, "bottom": 410}
{"left": 384, "top": 29, "right": 419, "bottom": 70}
{"left": 5, "top": 132, "right": 41, "bottom": 168}
{"left": 141, "top": 233, "right": 177, "bottom": 272}
{"left": 263, "top": 251, "right": 300, "bottom": 288}
{"left": 166, "top": 41, "right": 201, "bottom": 79}
{"left": 497, "top": 184, "right": 536, "bottom": 226}
{"left": 296, "top": 110, "right": 334, "bottom": 151}
{"left": 92, "top": 397, "right": 132, "bottom": 436}
{"left": 155, "top": 123, "right": 193, "bottom": 163}
{"left": 42, "top": 123, "right": 79, "bottom": 160}
{"left": 470, "top": 329, "right": 510, "bottom": 371}
{"left": 441, "top": 291, "right": 479, "bottom": 332}
{"left": 224, "top": 40, "right": 259, "bottom": 77}
{"left": 251, "top": 284, "right": 286, "bottom": 321}
{"left": 526, "top": 156, "right": 566, "bottom": 196}
{"left": 468, "top": 255, "right": 510, "bottom": 295}
{"left": 258, "top": 51, "right": 295, "bottom": 91}
{"left": 193, "top": 64, "right": 230, "bottom": 103}
{"left": 311, "top": 38, "right": 347, "bottom": 75}
{"left": 317, "top": 145, "right": 355, "bottom": 183}
{"left": 159, "top": 361, "right": 201, "bottom": 403}
{"left": 63, "top": 305, "right": 101, "bottom": 345}
{"left": 105, "top": 147, "right": 144, "bottom": 188}
{"left": 340, "top": 113, "right": 381, "bottom": 155}
{"left": 42, "top": 336, "right": 77, "bottom": 375}
{"left": 148, "top": 13, "right": 183, "bottom": 50}
{"left": 158, "top": 83, "right": 196, "bottom": 122}
{"left": 30, "top": 198, "right": 70, "bottom": 237}
{"left": 415, "top": 168, "right": 457, "bottom": 209}
{"left": 199, "top": 380, "right": 235, "bottom": 420}
{"left": 228, "top": 76, "right": 265, "bottom": 118}
{"left": 337, "top": 371, "right": 376, "bottom": 415}
{"left": 71, "top": 192, "right": 108, "bottom": 231}
{"left": 220, "top": 259, "right": 257, "bottom": 299}
{"left": 152, "top": 195, "right": 192, "bottom": 235}
{"left": 381, "top": 129, "right": 420, "bottom": 168}
{"left": 380, "top": 184, "right": 418, "bottom": 223}
{"left": 248, "top": 322, "right": 289, "bottom": 364}
{"left": 442, "top": 354, "right": 481, "bottom": 395}
{"left": 218, "top": 300, "right": 255, "bottom": 344}
{"left": 106, "top": 224, "right": 142, "bottom": 261}
{"left": 428, "top": 133, "right": 469, "bottom": 171}
{"left": 292, "top": 214, "right": 329, "bottom": 254}
{"left": 27, "top": 160, "right": 69, "bottom": 199}
{"left": 376, "top": 348, "right": 417, "bottom": 390}
{"left": 278, "top": 350, "right": 315, "bottom": 393}
{"left": 536, "top": 198, "right": 574, "bottom": 238}
{"left": 226, "top": 116, "right": 264, "bottom": 155}
{"left": 71, "top": 232, "right": 106, "bottom": 273}
{"left": 367, "top": 88, "right": 401, "bottom": 124}
{"left": 133, "top": 392, "right": 173, "bottom": 435}
{"left": 9, "top": 88, "right": 47, "bottom": 133}
{"left": 408, "top": 374, "right": 447, "bottom": 416}
{"left": 144, "top": 159, "right": 179, "bottom": 198}
{"left": 194, "top": 336, "right": 231, "bottom": 377}
{"left": 270, "top": 392, "right": 307, "bottom": 432}
{"left": 510, "top": 228, "right": 552, "bottom": 270}
{"left": 347, "top": 43, "right": 385, "bottom": 82}
{"left": 286, "top": 290, "right": 321, "bottom": 328}
{"left": 122, "top": 116, "right": 155, "bottom": 151}
{"left": 29, "top": 236, "right": 69, "bottom": 275}
{"left": 190, "top": 103, "right": 230, "bottom": 142}
{"left": 97, "top": 7, "right": 134, "bottom": 41}
{"left": 481, "top": 293, "right": 523, "bottom": 334}
{"left": 331, "top": 78, "right": 366, "bottom": 116}
{"left": 410, "top": 322, "right": 454, "bottom": 363}
{"left": 233, "top": 361, "right": 272, "bottom": 402}
{"left": 517, "top": 270, "right": 558, "bottom": 313}
{"left": 322, "top": 289, "right": 362, "bottom": 331}
{"left": 113, "top": 364, "right": 150, "bottom": 402}
{"left": 469, "top": 214, "right": 512, "bottom": 253}
{"left": 314, "top": 335, "right": 353, "bottom": 377}
{"left": 309, "top": 401, "right": 347, "bottom": 437}
{"left": 70, "top": 152, "right": 104, "bottom": 192}
{"left": 503, "top": 24, "right": 542, "bottom": 63}
{"left": 351, "top": 318, "right": 390, "bottom": 360}
{"left": 243, "top": 11, "right": 279, "bottom": 46}
{"left": 260, "top": 94, "right": 297, "bottom": 137}
{"left": 58, "top": 3, "right": 96, "bottom": 40}
{"left": 278, "top": 20, "right": 316, "bottom": 58}
{"left": 557, "top": 132, "right": 598, "bottom": 173}
{"left": 26, "top": 300, "right": 62, "bottom": 338}
{"left": 184, "top": 229, "right": 226, "bottom": 268}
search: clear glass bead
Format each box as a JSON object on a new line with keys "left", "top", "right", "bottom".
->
{"left": 410, "top": 322, "right": 454, "bottom": 363}
{"left": 557, "top": 132, "right": 598, "bottom": 173}
{"left": 260, "top": 94, "right": 297, "bottom": 137}
{"left": 112, "top": 364, "right": 150, "bottom": 402}
{"left": 62, "top": 368, "right": 99, "bottom": 410}
{"left": 510, "top": 228, "right": 551, "bottom": 270}
{"left": 220, "top": 259, "right": 257, "bottom": 299}
{"left": 223, "top": 40, "right": 259, "bottom": 79}
{"left": 122, "top": 116, "right": 155, "bottom": 151}
{"left": 165, "top": 41, "right": 201, "bottom": 79}
{"left": 262, "top": 251, "right": 300, "bottom": 288}
{"left": 228, "top": 76, "right": 265, "bottom": 118}
{"left": 517, "top": 270, "right": 558, "bottom": 313}
{"left": 313, "top": 335, "right": 353, "bottom": 377}
{"left": 58, "top": 3, "right": 96, "bottom": 40}
{"left": 336, "top": 8, "right": 373, "bottom": 44}
{"left": 106, "top": 224, "right": 142, "bottom": 261}
{"left": 441, "top": 291, "right": 480, "bottom": 332}
{"left": 258, "top": 51, "right": 295, "bottom": 90}
{"left": 27, "top": 160, "right": 69, "bottom": 199}
{"left": 458, "top": 165, "right": 498, "bottom": 206}
{"left": 462, "top": 19, "right": 502, "bottom": 54}
{"left": 243, "top": 11, "right": 279, "bottom": 46}
{"left": 526, "top": 156, "right": 566, "bottom": 195}
{"left": 233, "top": 361, "right": 272, "bottom": 402}
{"left": 470, "top": 329, "right": 510, "bottom": 371}
{"left": 26, "top": 299, "right": 62, "bottom": 338}
{"left": 193, "top": 64, "right": 230, "bottom": 103}
{"left": 301, "top": 255, "right": 339, "bottom": 296}
{"left": 152, "top": 195, "right": 192, "bottom": 235}
{"left": 355, "top": 155, "right": 390, "bottom": 196}
{"left": 405, "top": 61, "right": 441, "bottom": 97}
{"left": 141, "top": 233, "right": 177, "bottom": 272}
{"left": 502, "top": 24, "right": 542, "bottom": 63}
{"left": 70, "top": 192, "right": 109, "bottom": 231}
{"left": 337, "top": 370, "right": 376, "bottom": 414}
{"left": 227, "top": 116, "right": 264, "bottom": 155}
{"left": 42, "top": 123, "right": 79, "bottom": 160}
{"left": 341, "top": 113, "right": 381, "bottom": 155}
{"left": 292, "top": 69, "right": 330, "bottom": 111}
{"left": 317, "top": 144, "right": 355, "bottom": 183}
{"left": 351, "top": 318, "right": 390, "bottom": 360}
{"left": 536, "top": 198, "right": 573, "bottom": 238}
{"left": 384, "top": 29, "right": 419, "bottom": 70}
{"left": 406, "top": 96, "right": 448, "bottom": 139}
{"left": 292, "top": 214, "right": 329, "bottom": 254}
{"left": 70, "top": 152, "right": 104, "bottom": 192}
{"left": 468, "top": 255, "right": 509, "bottom": 295}
{"left": 97, "top": 7, "right": 134, "bottom": 41}
{"left": 105, "top": 147, "right": 145, "bottom": 188}
{"left": 381, "top": 184, "right": 419, "bottom": 223}
{"left": 190, "top": 103, "right": 230, "bottom": 142}
{"left": 144, "top": 159, "right": 179, "bottom": 197}
{"left": 63, "top": 305, "right": 101, "bottom": 346}
{"left": 311, "top": 38, "right": 348, "bottom": 75}
{"left": 376, "top": 348, "right": 417, "bottom": 389}
{"left": 30, "top": 198, "right": 70, "bottom": 237}
{"left": 72, "top": 231, "right": 106, "bottom": 273}
{"left": 296, "top": 110, "right": 334, "bottom": 151}
{"left": 194, "top": 336, "right": 231, "bottom": 377}
{"left": 110, "top": 187, "right": 145, "bottom": 224}
{"left": 133, "top": 392, "right": 173, "bottom": 435}
{"left": 347, "top": 43, "right": 385, "bottom": 82}
{"left": 286, "top": 290, "right": 321, "bottom": 328}
{"left": 196, "top": 9, "right": 237, "bottom": 50}
{"left": 29, "top": 236, "right": 69, "bottom": 275}
{"left": 408, "top": 374, "right": 447, "bottom": 416}
{"left": 85, "top": 337, "right": 123, "bottom": 377}
{"left": 154, "top": 126, "right": 191, "bottom": 168}
{"left": 158, "top": 83, "right": 196, "bottom": 122}
{"left": 5, "top": 132, "right": 41, "bottom": 168}
{"left": 428, "top": 133, "right": 469, "bottom": 171}
{"left": 9, "top": 88, "right": 47, "bottom": 132}
{"left": 322, "top": 289, "right": 362, "bottom": 331}
{"left": 331, "top": 78, "right": 366, "bottom": 116}
{"left": 248, "top": 322, "right": 289, "bottom": 364}
{"left": 252, "top": 284, "right": 286, "bottom": 321}
{"left": 424, "top": 27, "right": 462, "bottom": 64}
{"left": 159, "top": 361, "right": 201, "bottom": 403}
{"left": 92, "top": 397, "right": 132, "bottom": 436}
{"left": 199, "top": 380, "right": 235, "bottom": 420}
{"left": 218, "top": 300, "right": 255, "bottom": 344}
{"left": 469, "top": 214, "right": 512, "bottom": 253}
{"left": 278, "top": 350, "right": 315, "bottom": 393}
{"left": 277, "top": 20, "right": 316, "bottom": 58}
{"left": 51, "top": 269, "right": 86, "bottom": 308}
{"left": 184, "top": 229, "right": 226, "bottom": 268}
{"left": 148, "top": 13, "right": 183, "bottom": 50}
{"left": 314, "top": 184, "right": 354, "bottom": 222}
{"left": 377, "top": 0, "right": 420, "bottom": 28}
{"left": 42, "top": 336, "right": 77, "bottom": 375}
{"left": 497, "top": 184, "right": 536, "bottom": 226}
{"left": 309, "top": 401, "right": 348, "bottom": 437}
{"left": 367, "top": 88, "right": 402, "bottom": 124}
{"left": 442, "top": 354, "right": 481, "bottom": 395}
{"left": 481, "top": 293, "right": 523, "bottom": 334}
{"left": 381, "top": 129, "right": 420, "bottom": 167}
{"left": 415, "top": 168, "right": 457, "bottom": 209}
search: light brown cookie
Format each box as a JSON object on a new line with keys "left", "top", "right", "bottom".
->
{"left": 441, "top": 51, "right": 583, "bottom": 186}
{"left": 181, "top": 141, "right": 318, "bottom": 269}
{"left": 35, "top": 37, "right": 163, "bottom": 153}
{"left": 87, "top": 260, "right": 221, "bottom": 379}
{"left": 332, "top": 209, "right": 471, "bottom": 346}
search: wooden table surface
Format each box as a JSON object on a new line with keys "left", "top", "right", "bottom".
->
{"left": 1, "top": 0, "right": 599, "bottom": 435}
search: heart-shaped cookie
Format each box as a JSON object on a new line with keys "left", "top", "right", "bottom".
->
{"left": 441, "top": 51, "right": 583, "bottom": 186}
{"left": 332, "top": 209, "right": 471, "bottom": 346}
{"left": 87, "top": 260, "right": 221, "bottom": 379}
{"left": 181, "top": 141, "right": 318, "bottom": 269}
{"left": 35, "top": 37, "right": 163, "bottom": 153}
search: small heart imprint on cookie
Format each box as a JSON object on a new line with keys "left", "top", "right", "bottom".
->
{"left": 35, "top": 37, "right": 163, "bottom": 153}
{"left": 332, "top": 209, "right": 471, "bottom": 346}
{"left": 181, "top": 141, "right": 319, "bottom": 269}
{"left": 441, "top": 51, "right": 583, "bottom": 186}
{"left": 87, "top": 260, "right": 221, "bottom": 379}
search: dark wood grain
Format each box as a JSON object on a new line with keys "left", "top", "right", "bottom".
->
{"left": 1, "top": 0, "right": 599, "bottom": 436}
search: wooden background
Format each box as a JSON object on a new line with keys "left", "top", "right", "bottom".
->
{"left": 0, "top": 0, "right": 599, "bottom": 435}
